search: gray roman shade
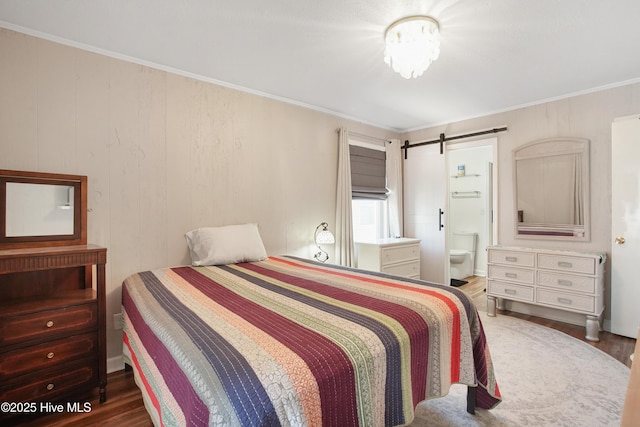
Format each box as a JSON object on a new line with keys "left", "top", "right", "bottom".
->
{"left": 349, "top": 145, "right": 388, "bottom": 199}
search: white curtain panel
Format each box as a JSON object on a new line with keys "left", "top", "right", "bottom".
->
{"left": 335, "top": 127, "right": 355, "bottom": 267}
{"left": 386, "top": 139, "right": 403, "bottom": 238}
{"left": 573, "top": 153, "right": 584, "bottom": 225}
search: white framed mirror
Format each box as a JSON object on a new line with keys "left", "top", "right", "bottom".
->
{"left": 513, "top": 137, "right": 590, "bottom": 241}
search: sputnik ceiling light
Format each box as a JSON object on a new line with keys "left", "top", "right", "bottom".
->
{"left": 383, "top": 16, "right": 441, "bottom": 79}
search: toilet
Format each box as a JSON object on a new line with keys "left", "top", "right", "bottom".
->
{"left": 450, "top": 232, "right": 478, "bottom": 280}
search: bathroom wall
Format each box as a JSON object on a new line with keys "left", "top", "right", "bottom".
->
{"left": 448, "top": 144, "right": 494, "bottom": 276}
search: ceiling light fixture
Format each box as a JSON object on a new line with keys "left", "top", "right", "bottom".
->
{"left": 384, "top": 16, "right": 441, "bottom": 79}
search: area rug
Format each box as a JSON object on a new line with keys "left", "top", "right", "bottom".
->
{"left": 409, "top": 314, "right": 630, "bottom": 426}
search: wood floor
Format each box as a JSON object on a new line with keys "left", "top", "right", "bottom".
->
{"left": 13, "top": 276, "right": 636, "bottom": 426}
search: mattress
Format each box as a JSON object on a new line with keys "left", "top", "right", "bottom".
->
{"left": 122, "top": 255, "right": 500, "bottom": 426}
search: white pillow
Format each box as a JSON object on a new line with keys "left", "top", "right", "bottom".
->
{"left": 185, "top": 223, "right": 267, "bottom": 266}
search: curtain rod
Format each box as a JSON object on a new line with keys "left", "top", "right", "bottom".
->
{"left": 401, "top": 126, "right": 508, "bottom": 159}
{"left": 336, "top": 128, "right": 391, "bottom": 143}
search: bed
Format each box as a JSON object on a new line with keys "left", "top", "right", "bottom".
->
{"left": 122, "top": 252, "right": 501, "bottom": 426}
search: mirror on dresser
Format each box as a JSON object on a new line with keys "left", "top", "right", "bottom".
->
{"left": 0, "top": 169, "right": 87, "bottom": 248}
{"left": 513, "top": 137, "right": 590, "bottom": 241}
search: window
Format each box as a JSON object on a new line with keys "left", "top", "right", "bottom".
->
{"left": 352, "top": 199, "right": 388, "bottom": 242}
{"left": 349, "top": 141, "right": 389, "bottom": 242}
{"left": 349, "top": 145, "right": 387, "bottom": 200}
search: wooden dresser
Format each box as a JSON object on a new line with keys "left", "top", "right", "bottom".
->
{"left": 355, "top": 238, "right": 421, "bottom": 279}
{"left": 486, "top": 245, "right": 605, "bottom": 341}
{"left": 0, "top": 245, "right": 107, "bottom": 419}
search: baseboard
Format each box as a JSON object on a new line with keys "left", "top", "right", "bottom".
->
{"left": 107, "top": 354, "right": 125, "bottom": 374}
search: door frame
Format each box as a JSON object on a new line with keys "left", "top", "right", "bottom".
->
{"left": 445, "top": 137, "right": 499, "bottom": 282}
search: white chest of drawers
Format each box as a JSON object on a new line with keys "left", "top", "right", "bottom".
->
{"left": 486, "top": 246, "right": 606, "bottom": 341}
{"left": 355, "top": 238, "right": 421, "bottom": 279}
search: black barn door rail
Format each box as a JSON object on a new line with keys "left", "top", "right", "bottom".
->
{"left": 401, "top": 127, "right": 507, "bottom": 159}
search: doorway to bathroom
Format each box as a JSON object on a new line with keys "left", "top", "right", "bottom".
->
{"left": 447, "top": 138, "right": 496, "bottom": 286}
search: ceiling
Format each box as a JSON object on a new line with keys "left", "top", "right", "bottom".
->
{"left": 2, "top": 0, "right": 640, "bottom": 132}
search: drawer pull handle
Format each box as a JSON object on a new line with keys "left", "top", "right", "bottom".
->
{"left": 505, "top": 273, "right": 517, "bottom": 278}
{"left": 557, "top": 261, "right": 573, "bottom": 268}
{"left": 557, "top": 279, "right": 573, "bottom": 286}
{"left": 46, "top": 383, "right": 55, "bottom": 391}
{"left": 46, "top": 320, "right": 54, "bottom": 328}
{"left": 558, "top": 297, "right": 572, "bottom": 305}
{"left": 504, "top": 289, "right": 517, "bottom": 295}
{"left": 505, "top": 256, "right": 518, "bottom": 262}
{"left": 47, "top": 352, "right": 55, "bottom": 359}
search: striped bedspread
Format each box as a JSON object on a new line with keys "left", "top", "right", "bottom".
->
{"left": 122, "top": 256, "right": 501, "bottom": 426}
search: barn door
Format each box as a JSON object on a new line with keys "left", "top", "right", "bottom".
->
{"left": 403, "top": 143, "right": 447, "bottom": 284}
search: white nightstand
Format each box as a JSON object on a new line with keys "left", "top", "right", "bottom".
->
{"left": 355, "top": 238, "right": 421, "bottom": 279}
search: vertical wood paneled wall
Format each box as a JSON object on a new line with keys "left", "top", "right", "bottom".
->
{"left": 0, "top": 28, "right": 395, "bottom": 364}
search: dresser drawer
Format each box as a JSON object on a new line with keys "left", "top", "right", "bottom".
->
{"left": 488, "top": 249, "right": 535, "bottom": 268}
{"left": 0, "top": 333, "right": 97, "bottom": 380}
{"left": 537, "top": 271, "right": 595, "bottom": 294}
{"left": 537, "top": 289, "right": 595, "bottom": 313}
{"left": 381, "top": 260, "right": 420, "bottom": 278}
{"left": 487, "top": 280, "right": 534, "bottom": 302}
{"left": 0, "top": 360, "right": 98, "bottom": 403}
{"left": 0, "top": 303, "right": 97, "bottom": 346}
{"left": 488, "top": 265, "right": 535, "bottom": 284}
{"left": 537, "top": 253, "right": 596, "bottom": 275}
{"left": 381, "top": 244, "right": 420, "bottom": 265}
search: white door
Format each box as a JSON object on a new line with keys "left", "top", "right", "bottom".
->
{"left": 403, "top": 143, "right": 446, "bottom": 284}
{"left": 611, "top": 114, "right": 640, "bottom": 338}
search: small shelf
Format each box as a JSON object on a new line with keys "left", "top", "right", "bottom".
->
{"left": 451, "top": 174, "right": 481, "bottom": 178}
{"left": 451, "top": 191, "right": 481, "bottom": 198}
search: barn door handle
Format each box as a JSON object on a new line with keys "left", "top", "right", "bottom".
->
{"left": 439, "top": 208, "right": 444, "bottom": 231}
